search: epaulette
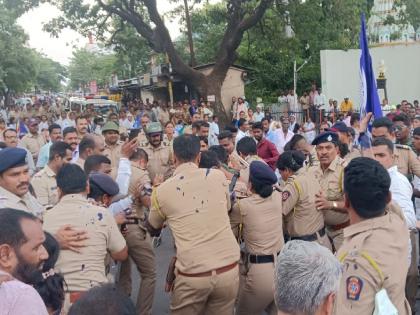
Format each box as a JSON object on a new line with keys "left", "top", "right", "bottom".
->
{"left": 395, "top": 144, "right": 411, "bottom": 150}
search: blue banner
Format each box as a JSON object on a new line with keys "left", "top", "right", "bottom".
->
{"left": 359, "top": 13, "right": 382, "bottom": 120}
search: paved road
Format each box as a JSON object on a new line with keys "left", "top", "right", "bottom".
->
{"left": 125, "top": 229, "right": 420, "bottom": 315}
{"left": 128, "top": 228, "right": 175, "bottom": 315}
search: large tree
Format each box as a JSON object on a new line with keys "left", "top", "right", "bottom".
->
{"left": 0, "top": 4, "right": 37, "bottom": 104}
{"left": 175, "top": 0, "right": 373, "bottom": 102}
{"left": 33, "top": 52, "right": 67, "bottom": 92}
{"left": 68, "top": 49, "right": 120, "bottom": 91}
{"left": 45, "top": 0, "right": 273, "bottom": 123}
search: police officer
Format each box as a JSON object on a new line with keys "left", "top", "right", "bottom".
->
{"left": 335, "top": 157, "right": 410, "bottom": 315}
{"left": 230, "top": 161, "right": 283, "bottom": 315}
{"left": 102, "top": 121, "right": 123, "bottom": 168}
{"left": 20, "top": 118, "right": 46, "bottom": 164}
{"left": 284, "top": 134, "right": 319, "bottom": 167}
{"left": 143, "top": 122, "right": 174, "bottom": 181}
{"left": 0, "top": 147, "right": 44, "bottom": 218}
{"left": 329, "top": 121, "right": 361, "bottom": 162}
{"left": 137, "top": 114, "right": 150, "bottom": 147}
{"left": 277, "top": 151, "right": 332, "bottom": 250}
{"left": 31, "top": 142, "right": 73, "bottom": 207}
{"left": 218, "top": 131, "right": 248, "bottom": 171}
{"left": 372, "top": 117, "right": 420, "bottom": 178}
{"left": 74, "top": 134, "right": 105, "bottom": 169}
{"left": 118, "top": 148, "right": 156, "bottom": 315}
{"left": 146, "top": 135, "right": 240, "bottom": 315}
{"left": 43, "top": 165, "right": 128, "bottom": 312}
{"left": 309, "top": 132, "right": 348, "bottom": 251}
{"left": 236, "top": 136, "right": 265, "bottom": 184}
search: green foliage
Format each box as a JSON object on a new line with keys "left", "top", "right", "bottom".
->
{"left": 175, "top": 2, "right": 228, "bottom": 65}
{"left": 0, "top": 5, "right": 37, "bottom": 95}
{"left": 394, "top": 0, "right": 420, "bottom": 32}
{"left": 0, "top": 1, "right": 68, "bottom": 96}
{"left": 33, "top": 52, "right": 67, "bottom": 92}
{"left": 109, "top": 21, "right": 152, "bottom": 77}
{"left": 172, "top": 0, "right": 371, "bottom": 103}
{"left": 68, "top": 49, "right": 120, "bottom": 90}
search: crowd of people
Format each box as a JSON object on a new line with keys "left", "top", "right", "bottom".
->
{"left": 0, "top": 94, "right": 420, "bottom": 315}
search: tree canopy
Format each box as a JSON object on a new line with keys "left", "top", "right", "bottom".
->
{"left": 45, "top": 0, "right": 274, "bottom": 122}
{"left": 0, "top": 0, "right": 66, "bottom": 100}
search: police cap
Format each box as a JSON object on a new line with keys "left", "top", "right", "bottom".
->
{"left": 146, "top": 122, "right": 163, "bottom": 134}
{"left": 329, "top": 121, "right": 349, "bottom": 133}
{"left": 311, "top": 131, "right": 339, "bottom": 146}
{"left": 101, "top": 121, "right": 119, "bottom": 133}
{"left": 89, "top": 172, "right": 119, "bottom": 196}
{"left": 0, "top": 148, "right": 27, "bottom": 173}
{"left": 249, "top": 161, "right": 278, "bottom": 186}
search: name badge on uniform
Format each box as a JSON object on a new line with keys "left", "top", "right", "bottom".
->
{"left": 346, "top": 276, "right": 363, "bottom": 301}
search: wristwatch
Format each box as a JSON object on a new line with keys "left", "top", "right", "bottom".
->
{"left": 332, "top": 201, "right": 338, "bottom": 209}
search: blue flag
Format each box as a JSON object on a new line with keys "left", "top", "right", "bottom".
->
{"left": 359, "top": 13, "right": 382, "bottom": 120}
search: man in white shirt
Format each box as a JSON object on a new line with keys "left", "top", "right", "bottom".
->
{"left": 235, "top": 118, "right": 249, "bottom": 144}
{"left": 273, "top": 116, "right": 294, "bottom": 153}
{"left": 252, "top": 104, "right": 265, "bottom": 122}
{"left": 0, "top": 209, "right": 49, "bottom": 315}
{"left": 314, "top": 88, "right": 327, "bottom": 111}
{"left": 209, "top": 115, "right": 220, "bottom": 146}
{"left": 286, "top": 90, "right": 299, "bottom": 113}
{"left": 372, "top": 137, "right": 418, "bottom": 312}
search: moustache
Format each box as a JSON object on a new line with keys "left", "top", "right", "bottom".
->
{"left": 17, "top": 182, "right": 29, "bottom": 189}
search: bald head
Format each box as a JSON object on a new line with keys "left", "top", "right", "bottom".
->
{"left": 79, "top": 134, "right": 105, "bottom": 159}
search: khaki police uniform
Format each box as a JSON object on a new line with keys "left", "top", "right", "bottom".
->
{"left": 119, "top": 162, "right": 156, "bottom": 315}
{"left": 229, "top": 151, "right": 248, "bottom": 170}
{"left": 162, "top": 134, "right": 174, "bottom": 149}
{"left": 143, "top": 143, "right": 174, "bottom": 181}
{"left": 148, "top": 163, "right": 240, "bottom": 315}
{"left": 43, "top": 194, "right": 126, "bottom": 312}
{"left": 239, "top": 155, "right": 264, "bottom": 184}
{"left": 343, "top": 147, "right": 361, "bottom": 163}
{"left": 335, "top": 210, "right": 411, "bottom": 315}
{"left": 393, "top": 144, "right": 420, "bottom": 307}
{"left": 31, "top": 165, "right": 59, "bottom": 207}
{"left": 0, "top": 186, "right": 44, "bottom": 219}
{"left": 20, "top": 133, "right": 46, "bottom": 162}
{"left": 137, "top": 130, "right": 148, "bottom": 147}
{"left": 158, "top": 110, "right": 170, "bottom": 125}
{"left": 281, "top": 168, "right": 331, "bottom": 250}
{"left": 103, "top": 141, "right": 123, "bottom": 168}
{"left": 394, "top": 144, "right": 420, "bottom": 178}
{"left": 309, "top": 155, "right": 348, "bottom": 251}
{"left": 230, "top": 191, "right": 284, "bottom": 315}
{"left": 305, "top": 146, "right": 319, "bottom": 167}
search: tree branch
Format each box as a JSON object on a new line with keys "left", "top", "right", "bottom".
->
{"left": 239, "top": 0, "right": 272, "bottom": 32}
{"left": 140, "top": 0, "right": 204, "bottom": 81}
{"left": 211, "top": 0, "right": 273, "bottom": 80}
{"left": 97, "top": 0, "right": 154, "bottom": 44}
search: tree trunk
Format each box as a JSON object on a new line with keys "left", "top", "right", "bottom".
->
{"left": 194, "top": 76, "right": 230, "bottom": 127}
{"left": 5, "top": 90, "right": 11, "bottom": 108}
{"left": 183, "top": 0, "right": 196, "bottom": 67}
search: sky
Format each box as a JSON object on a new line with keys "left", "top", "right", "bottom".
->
{"left": 17, "top": 1, "right": 199, "bottom": 65}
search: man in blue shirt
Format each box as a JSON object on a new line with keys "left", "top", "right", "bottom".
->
{"left": 36, "top": 124, "right": 62, "bottom": 169}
